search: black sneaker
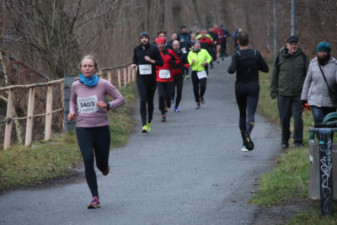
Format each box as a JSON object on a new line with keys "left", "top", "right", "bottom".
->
{"left": 196, "top": 102, "right": 200, "bottom": 109}
{"left": 281, "top": 143, "right": 289, "bottom": 149}
{"left": 294, "top": 142, "right": 303, "bottom": 148}
{"left": 200, "top": 96, "right": 205, "bottom": 105}
{"left": 242, "top": 131, "right": 254, "bottom": 150}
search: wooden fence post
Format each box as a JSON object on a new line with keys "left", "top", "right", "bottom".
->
{"left": 4, "top": 90, "right": 14, "bottom": 150}
{"left": 107, "top": 71, "right": 112, "bottom": 84}
{"left": 128, "top": 66, "right": 131, "bottom": 84}
{"left": 117, "top": 69, "right": 121, "bottom": 89}
{"left": 123, "top": 67, "right": 127, "bottom": 87}
{"left": 132, "top": 68, "right": 136, "bottom": 82}
{"left": 25, "top": 88, "right": 35, "bottom": 146}
{"left": 44, "top": 85, "right": 53, "bottom": 140}
{"left": 64, "top": 75, "right": 76, "bottom": 132}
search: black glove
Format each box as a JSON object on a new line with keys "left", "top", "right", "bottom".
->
{"left": 301, "top": 100, "right": 308, "bottom": 108}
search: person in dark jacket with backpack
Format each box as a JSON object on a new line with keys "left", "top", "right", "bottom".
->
{"left": 228, "top": 31, "right": 269, "bottom": 152}
{"left": 270, "top": 35, "right": 309, "bottom": 149}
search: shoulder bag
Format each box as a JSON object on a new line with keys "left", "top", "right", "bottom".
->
{"left": 318, "top": 62, "right": 337, "bottom": 104}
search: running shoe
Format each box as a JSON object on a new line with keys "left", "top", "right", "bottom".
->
{"left": 185, "top": 75, "right": 190, "bottom": 79}
{"left": 161, "top": 115, "right": 166, "bottom": 122}
{"left": 196, "top": 102, "right": 200, "bottom": 109}
{"left": 88, "top": 196, "right": 100, "bottom": 209}
{"left": 241, "top": 145, "right": 249, "bottom": 152}
{"left": 281, "top": 141, "right": 289, "bottom": 149}
{"left": 174, "top": 107, "right": 180, "bottom": 112}
{"left": 164, "top": 108, "right": 168, "bottom": 112}
{"left": 141, "top": 125, "right": 148, "bottom": 133}
{"left": 147, "top": 122, "right": 152, "bottom": 133}
{"left": 102, "top": 166, "right": 109, "bottom": 176}
{"left": 200, "top": 96, "right": 205, "bottom": 105}
{"left": 242, "top": 131, "right": 254, "bottom": 150}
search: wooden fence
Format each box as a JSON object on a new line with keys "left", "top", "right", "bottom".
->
{"left": 0, "top": 63, "right": 135, "bottom": 150}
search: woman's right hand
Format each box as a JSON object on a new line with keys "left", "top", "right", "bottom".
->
{"left": 68, "top": 113, "right": 75, "bottom": 122}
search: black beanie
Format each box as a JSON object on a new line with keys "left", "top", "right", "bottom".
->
{"left": 140, "top": 32, "right": 150, "bottom": 39}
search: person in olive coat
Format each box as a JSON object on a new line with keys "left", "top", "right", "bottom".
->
{"left": 270, "top": 35, "right": 309, "bottom": 149}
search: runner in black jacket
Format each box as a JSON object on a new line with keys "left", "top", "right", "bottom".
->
{"left": 171, "top": 40, "right": 189, "bottom": 112}
{"left": 131, "top": 32, "right": 163, "bottom": 133}
{"left": 228, "top": 31, "right": 269, "bottom": 152}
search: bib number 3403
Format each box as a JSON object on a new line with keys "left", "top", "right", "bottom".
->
{"left": 77, "top": 95, "right": 98, "bottom": 114}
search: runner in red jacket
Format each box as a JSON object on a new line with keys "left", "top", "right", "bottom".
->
{"left": 155, "top": 37, "right": 180, "bottom": 121}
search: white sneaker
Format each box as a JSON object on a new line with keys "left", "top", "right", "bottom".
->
{"left": 241, "top": 145, "right": 249, "bottom": 152}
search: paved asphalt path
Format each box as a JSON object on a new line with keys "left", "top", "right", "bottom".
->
{"left": 0, "top": 58, "right": 281, "bottom": 225}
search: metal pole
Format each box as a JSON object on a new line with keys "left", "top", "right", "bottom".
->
{"left": 291, "top": 0, "right": 295, "bottom": 35}
{"left": 63, "top": 74, "right": 76, "bottom": 132}
{"left": 317, "top": 128, "right": 334, "bottom": 216}
{"left": 266, "top": 1, "right": 271, "bottom": 53}
{"left": 273, "top": 0, "right": 277, "bottom": 59}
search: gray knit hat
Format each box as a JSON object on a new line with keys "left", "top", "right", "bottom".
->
{"left": 140, "top": 32, "right": 150, "bottom": 39}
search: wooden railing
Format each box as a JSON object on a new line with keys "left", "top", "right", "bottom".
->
{"left": 100, "top": 63, "right": 136, "bottom": 89}
{"left": 0, "top": 63, "right": 135, "bottom": 150}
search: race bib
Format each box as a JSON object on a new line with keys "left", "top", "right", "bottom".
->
{"left": 181, "top": 47, "right": 187, "bottom": 54}
{"left": 77, "top": 95, "right": 98, "bottom": 114}
{"left": 197, "top": 70, "right": 207, "bottom": 79}
{"left": 139, "top": 64, "right": 152, "bottom": 75}
{"left": 159, "top": 70, "right": 171, "bottom": 79}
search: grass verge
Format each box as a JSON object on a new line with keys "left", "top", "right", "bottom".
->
{"left": 0, "top": 84, "right": 136, "bottom": 193}
{"left": 252, "top": 67, "right": 337, "bottom": 223}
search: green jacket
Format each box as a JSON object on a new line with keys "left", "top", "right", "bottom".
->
{"left": 187, "top": 49, "right": 212, "bottom": 72}
{"left": 270, "top": 47, "right": 309, "bottom": 98}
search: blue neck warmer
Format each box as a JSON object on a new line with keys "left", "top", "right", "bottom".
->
{"left": 79, "top": 73, "right": 99, "bottom": 87}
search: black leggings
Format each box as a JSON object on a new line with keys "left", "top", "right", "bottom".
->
{"left": 171, "top": 74, "right": 184, "bottom": 108}
{"left": 137, "top": 77, "right": 157, "bottom": 125}
{"left": 157, "top": 82, "right": 173, "bottom": 115}
{"left": 76, "top": 126, "right": 110, "bottom": 198}
{"left": 235, "top": 81, "right": 259, "bottom": 133}
{"left": 191, "top": 71, "right": 207, "bottom": 103}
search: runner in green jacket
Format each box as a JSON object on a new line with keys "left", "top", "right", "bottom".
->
{"left": 187, "top": 41, "right": 212, "bottom": 108}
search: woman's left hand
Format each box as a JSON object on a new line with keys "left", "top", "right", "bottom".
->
{"left": 201, "top": 62, "right": 207, "bottom": 66}
{"left": 96, "top": 101, "right": 107, "bottom": 109}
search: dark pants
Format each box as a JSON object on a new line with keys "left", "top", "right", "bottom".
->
{"left": 76, "top": 126, "right": 110, "bottom": 198}
{"left": 157, "top": 82, "right": 173, "bottom": 115}
{"left": 171, "top": 74, "right": 184, "bottom": 108}
{"left": 136, "top": 76, "right": 157, "bottom": 126}
{"left": 235, "top": 81, "right": 259, "bottom": 133}
{"left": 191, "top": 71, "right": 207, "bottom": 103}
{"left": 277, "top": 95, "right": 303, "bottom": 144}
{"left": 310, "top": 106, "right": 336, "bottom": 125}
{"left": 220, "top": 42, "right": 227, "bottom": 57}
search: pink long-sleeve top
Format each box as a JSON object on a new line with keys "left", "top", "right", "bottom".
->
{"left": 69, "top": 78, "right": 125, "bottom": 127}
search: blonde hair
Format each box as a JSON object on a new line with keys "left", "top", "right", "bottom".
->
{"left": 79, "top": 54, "right": 98, "bottom": 70}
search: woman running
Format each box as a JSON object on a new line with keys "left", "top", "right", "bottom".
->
{"left": 68, "top": 55, "right": 125, "bottom": 208}
{"left": 155, "top": 37, "right": 180, "bottom": 121}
